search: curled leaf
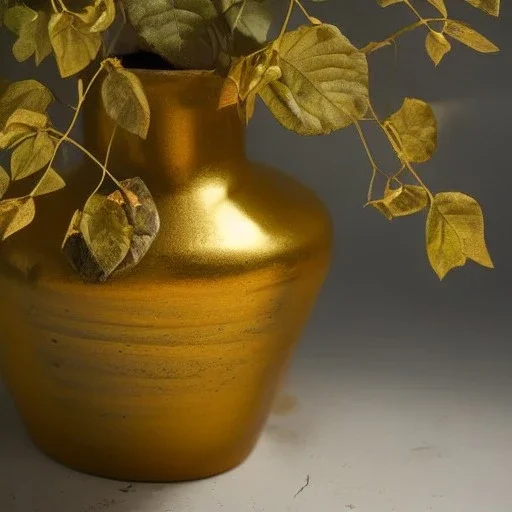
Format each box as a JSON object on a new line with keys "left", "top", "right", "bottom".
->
{"left": 368, "top": 185, "right": 429, "bottom": 220}
{"left": 385, "top": 98, "right": 437, "bottom": 163}
{"left": 101, "top": 64, "right": 151, "bottom": 139}
{"left": 11, "top": 131, "right": 54, "bottom": 180}
{"left": 0, "top": 197, "right": 36, "bottom": 241}
{"left": 260, "top": 24, "right": 369, "bottom": 136}
{"left": 62, "top": 178, "right": 160, "bottom": 282}
{"left": 226, "top": 43, "right": 281, "bottom": 123}
{"left": 76, "top": 0, "right": 116, "bottom": 32}
{"left": 124, "top": 0, "right": 218, "bottom": 69}
{"left": 444, "top": 21, "right": 499, "bottom": 53}
{"left": 48, "top": 12, "right": 102, "bottom": 77}
{"left": 426, "top": 192, "right": 493, "bottom": 279}
{"left": 425, "top": 31, "right": 451, "bottom": 66}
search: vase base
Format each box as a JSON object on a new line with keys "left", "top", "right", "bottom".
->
{"left": 28, "top": 427, "right": 257, "bottom": 482}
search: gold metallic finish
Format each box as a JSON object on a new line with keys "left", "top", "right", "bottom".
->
{"left": 0, "top": 71, "right": 332, "bottom": 482}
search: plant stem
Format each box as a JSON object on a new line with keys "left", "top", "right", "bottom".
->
{"left": 361, "top": 18, "right": 447, "bottom": 53}
{"left": 352, "top": 119, "right": 385, "bottom": 202}
{"left": 278, "top": 0, "right": 295, "bottom": 42}
{"left": 367, "top": 101, "right": 434, "bottom": 203}
{"left": 31, "top": 64, "right": 106, "bottom": 197}
{"left": 293, "top": 0, "right": 314, "bottom": 24}
{"left": 48, "top": 129, "right": 122, "bottom": 189}
{"left": 403, "top": 0, "right": 436, "bottom": 34}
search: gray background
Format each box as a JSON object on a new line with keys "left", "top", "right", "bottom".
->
{"left": 1, "top": 1, "right": 511, "bottom": 511}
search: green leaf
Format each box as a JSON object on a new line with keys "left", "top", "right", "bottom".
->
{"left": 425, "top": 31, "right": 451, "bottom": 66}
{"left": 12, "top": 10, "right": 53, "bottom": 65}
{"left": 385, "top": 98, "right": 438, "bottom": 163}
{"left": 101, "top": 65, "right": 151, "bottom": 139}
{"left": 0, "top": 0, "right": 8, "bottom": 26}
{"left": 218, "top": 0, "right": 273, "bottom": 54}
{"left": 464, "top": 0, "right": 500, "bottom": 16}
{"left": 33, "top": 168, "right": 66, "bottom": 197}
{"left": 3, "top": 4, "right": 36, "bottom": 34}
{"left": 426, "top": 192, "right": 493, "bottom": 279}
{"left": 368, "top": 185, "right": 429, "bottom": 220}
{"left": 11, "top": 131, "right": 54, "bottom": 180}
{"left": 0, "top": 80, "right": 53, "bottom": 129}
{"left": 444, "top": 21, "right": 499, "bottom": 53}
{"left": 123, "top": 0, "right": 218, "bottom": 69}
{"left": 0, "top": 197, "right": 36, "bottom": 241}
{"left": 48, "top": 12, "right": 102, "bottom": 78}
{"left": 260, "top": 24, "right": 369, "bottom": 136}
{"left": 0, "top": 166, "right": 9, "bottom": 199}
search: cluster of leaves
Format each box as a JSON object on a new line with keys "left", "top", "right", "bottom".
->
{"left": 0, "top": 0, "right": 501, "bottom": 280}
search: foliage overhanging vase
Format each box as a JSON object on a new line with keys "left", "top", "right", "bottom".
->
{"left": 0, "top": 70, "right": 332, "bottom": 482}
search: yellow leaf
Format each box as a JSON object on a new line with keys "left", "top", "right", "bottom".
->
{"left": 427, "top": 0, "right": 448, "bottom": 17}
{"left": 425, "top": 31, "right": 451, "bottom": 66}
{"left": 33, "top": 168, "right": 66, "bottom": 197}
{"left": 11, "top": 132, "right": 54, "bottom": 180}
{"left": 101, "top": 67, "right": 151, "bottom": 139}
{"left": 0, "top": 166, "right": 9, "bottom": 199}
{"left": 226, "top": 44, "right": 281, "bottom": 123}
{"left": 368, "top": 185, "right": 429, "bottom": 220}
{"left": 426, "top": 192, "right": 493, "bottom": 279}
{"left": 0, "top": 197, "right": 36, "bottom": 241}
{"left": 377, "top": 0, "right": 403, "bottom": 6}
{"left": 0, "top": 80, "right": 53, "bottom": 129}
{"left": 385, "top": 98, "right": 437, "bottom": 163}
{"left": 260, "top": 24, "right": 369, "bottom": 136}
{"left": 48, "top": 12, "right": 102, "bottom": 78}
{"left": 464, "top": 0, "right": 500, "bottom": 16}
{"left": 444, "top": 21, "right": 499, "bottom": 53}
{"left": 0, "top": 108, "right": 49, "bottom": 149}
{"left": 4, "top": 109, "right": 48, "bottom": 132}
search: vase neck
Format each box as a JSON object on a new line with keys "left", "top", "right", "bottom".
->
{"left": 86, "top": 71, "right": 246, "bottom": 192}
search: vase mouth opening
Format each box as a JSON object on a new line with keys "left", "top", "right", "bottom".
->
{"left": 118, "top": 52, "right": 218, "bottom": 78}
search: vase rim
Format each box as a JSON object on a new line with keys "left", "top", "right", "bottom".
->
{"left": 128, "top": 69, "right": 219, "bottom": 78}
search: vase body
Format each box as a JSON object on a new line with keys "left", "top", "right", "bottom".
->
{"left": 0, "top": 71, "right": 332, "bottom": 482}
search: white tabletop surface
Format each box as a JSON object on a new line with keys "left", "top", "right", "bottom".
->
{"left": 1, "top": 296, "right": 511, "bottom": 512}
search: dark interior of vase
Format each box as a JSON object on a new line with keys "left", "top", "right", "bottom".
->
{"left": 120, "top": 52, "right": 176, "bottom": 71}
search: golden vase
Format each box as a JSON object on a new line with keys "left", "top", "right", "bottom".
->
{"left": 0, "top": 70, "right": 332, "bottom": 482}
